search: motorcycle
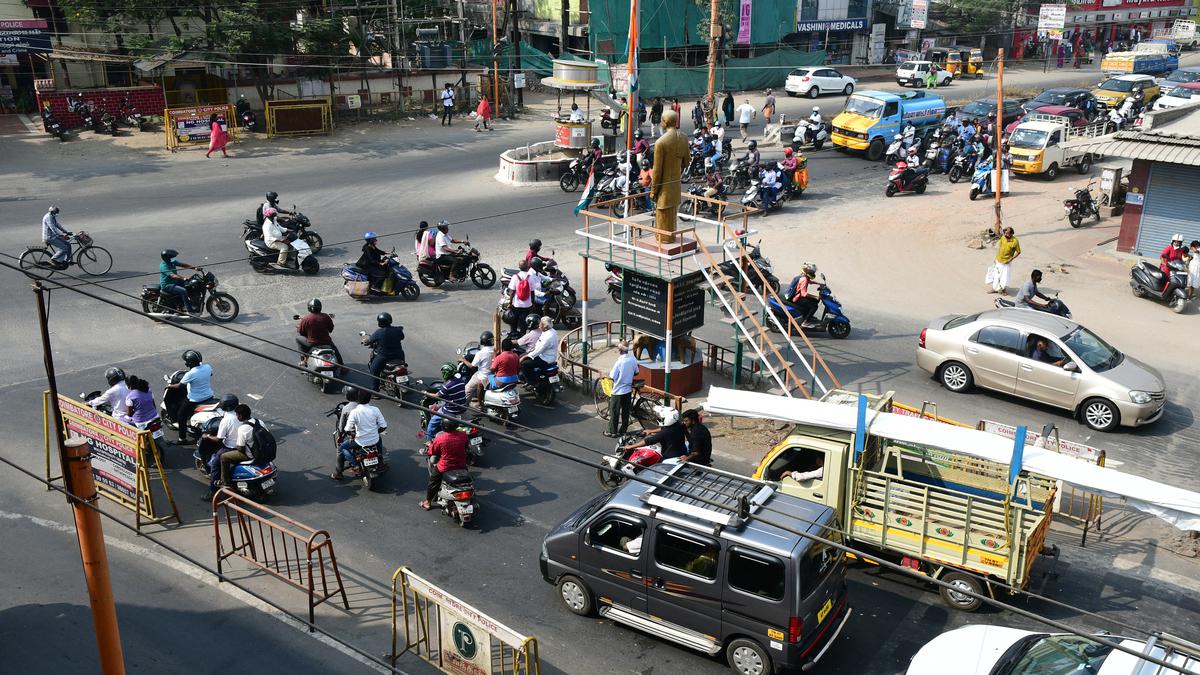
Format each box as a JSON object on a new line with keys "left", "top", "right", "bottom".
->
{"left": 190, "top": 415, "right": 279, "bottom": 501}
{"left": 560, "top": 157, "right": 588, "bottom": 193}
{"left": 80, "top": 390, "right": 166, "bottom": 446}
{"left": 717, "top": 240, "right": 779, "bottom": 293}
{"left": 791, "top": 118, "right": 828, "bottom": 151}
{"left": 141, "top": 269, "right": 240, "bottom": 322}
{"left": 947, "top": 150, "right": 978, "bottom": 183}
{"left": 1130, "top": 260, "right": 1189, "bottom": 313}
{"left": 159, "top": 371, "right": 221, "bottom": 438}
{"left": 1065, "top": 181, "right": 1101, "bottom": 228}
{"left": 686, "top": 183, "right": 728, "bottom": 216}
{"left": 292, "top": 314, "right": 342, "bottom": 393}
{"left": 994, "top": 295, "right": 1072, "bottom": 318}
{"left": 243, "top": 210, "right": 322, "bottom": 254}
{"left": 417, "top": 382, "right": 488, "bottom": 464}
{"left": 514, "top": 346, "right": 562, "bottom": 406}
{"left": 42, "top": 106, "right": 68, "bottom": 141}
{"left": 604, "top": 263, "right": 624, "bottom": 303}
{"left": 66, "top": 96, "right": 96, "bottom": 131}
{"left": 95, "top": 99, "right": 119, "bottom": 136}
{"left": 457, "top": 342, "right": 521, "bottom": 425}
{"left": 325, "top": 400, "right": 388, "bottom": 490}
{"left": 360, "top": 331, "right": 412, "bottom": 400}
{"left": 498, "top": 278, "right": 581, "bottom": 330}
{"left": 499, "top": 252, "right": 576, "bottom": 305}
{"left": 236, "top": 96, "right": 257, "bottom": 132}
{"left": 922, "top": 141, "right": 946, "bottom": 172}
{"left": 766, "top": 284, "right": 852, "bottom": 339}
{"left": 425, "top": 451, "right": 478, "bottom": 527}
{"left": 341, "top": 253, "right": 421, "bottom": 301}
{"left": 118, "top": 97, "right": 147, "bottom": 131}
{"left": 741, "top": 172, "right": 785, "bottom": 214}
{"left": 885, "top": 161, "right": 930, "bottom": 197}
{"left": 245, "top": 233, "right": 319, "bottom": 275}
{"left": 417, "top": 240, "right": 496, "bottom": 289}
{"left": 884, "top": 136, "right": 905, "bottom": 165}
{"left": 968, "top": 160, "right": 997, "bottom": 201}
{"left": 596, "top": 433, "right": 663, "bottom": 489}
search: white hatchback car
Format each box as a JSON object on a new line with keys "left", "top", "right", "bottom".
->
{"left": 908, "top": 625, "right": 1200, "bottom": 675}
{"left": 785, "top": 67, "right": 857, "bottom": 98}
{"left": 896, "top": 60, "right": 954, "bottom": 87}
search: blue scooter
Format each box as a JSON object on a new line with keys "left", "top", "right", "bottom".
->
{"left": 191, "top": 418, "right": 279, "bottom": 502}
{"left": 968, "top": 158, "right": 997, "bottom": 201}
{"left": 342, "top": 252, "right": 421, "bottom": 301}
{"left": 766, "top": 286, "right": 851, "bottom": 339}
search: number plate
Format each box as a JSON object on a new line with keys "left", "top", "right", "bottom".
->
{"left": 152, "top": 429, "right": 165, "bottom": 439}
{"left": 261, "top": 479, "right": 276, "bottom": 489}
{"left": 817, "top": 598, "right": 832, "bottom": 624}
{"left": 363, "top": 457, "right": 380, "bottom": 466}
{"left": 548, "top": 375, "right": 560, "bottom": 383}
{"left": 397, "top": 375, "right": 410, "bottom": 384}
{"left": 470, "top": 437, "right": 483, "bottom": 446}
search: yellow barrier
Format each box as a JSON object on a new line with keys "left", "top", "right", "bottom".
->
{"left": 163, "top": 103, "right": 238, "bottom": 151}
{"left": 391, "top": 566, "right": 540, "bottom": 674}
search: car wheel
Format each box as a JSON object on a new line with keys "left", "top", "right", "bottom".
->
{"left": 808, "top": 87, "right": 819, "bottom": 99}
{"left": 939, "top": 361, "right": 973, "bottom": 393}
{"left": 843, "top": 83, "right": 854, "bottom": 95}
{"left": 939, "top": 571, "right": 984, "bottom": 611}
{"left": 1080, "top": 398, "right": 1119, "bottom": 432}
{"left": 556, "top": 575, "right": 594, "bottom": 616}
{"left": 727, "top": 638, "right": 773, "bottom": 675}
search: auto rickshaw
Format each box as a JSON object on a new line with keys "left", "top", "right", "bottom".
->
{"left": 926, "top": 47, "right": 962, "bottom": 76}
{"left": 958, "top": 47, "right": 985, "bottom": 78}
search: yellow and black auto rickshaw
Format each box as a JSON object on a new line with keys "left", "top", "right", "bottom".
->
{"left": 955, "top": 46, "right": 985, "bottom": 78}
{"left": 926, "top": 47, "right": 963, "bottom": 76}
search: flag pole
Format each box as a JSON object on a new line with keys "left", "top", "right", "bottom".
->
{"left": 623, "top": 0, "right": 640, "bottom": 219}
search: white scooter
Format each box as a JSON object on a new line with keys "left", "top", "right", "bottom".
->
{"left": 245, "top": 235, "right": 318, "bottom": 275}
{"left": 791, "top": 118, "right": 828, "bottom": 151}
{"left": 457, "top": 342, "right": 521, "bottom": 425}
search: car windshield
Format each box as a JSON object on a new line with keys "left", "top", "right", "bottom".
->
{"left": 961, "top": 101, "right": 994, "bottom": 115}
{"left": 1166, "top": 69, "right": 1200, "bottom": 83}
{"left": 1061, "top": 326, "right": 1122, "bottom": 371}
{"left": 1034, "top": 90, "right": 1071, "bottom": 105}
{"left": 1099, "top": 79, "right": 1137, "bottom": 92}
{"left": 991, "top": 634, "right": 1113, "bottom": 675}
{"left": 1165, "top": 86, "right": 1199, "bottom": 99}
{"left": 1008, "top": 128, "right": 1048, "bottom": 149}
{"left": 900, "top": 61, "right": 920, "bottom": 70}
{"left": 844, "top": 95, "right": 884, "bottom": 118}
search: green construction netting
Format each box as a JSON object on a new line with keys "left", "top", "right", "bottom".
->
{"left": 588, "top": 0, "right": 796, "bottom": 53}
{"left": 469, "top": 40, "right": 823, "bottom": 98}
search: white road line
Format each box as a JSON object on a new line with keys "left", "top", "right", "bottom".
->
{"left": 0, "top": 509, "right": 401, "bottom": 674}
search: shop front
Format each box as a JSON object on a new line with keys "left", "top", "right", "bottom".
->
{"left": 787, "top": 0, "right": 874, "bottom": 65}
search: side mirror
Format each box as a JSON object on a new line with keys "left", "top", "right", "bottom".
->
{"left": 292, "top": 314, "right": 300, "bottom": 320}
{"left": 1063, "top": 362, "right": 1079, "bottom": 372}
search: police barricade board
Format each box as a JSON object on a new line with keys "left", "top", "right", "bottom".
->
{"left": 164, "top": 103, "right": 235, "bottom": 150}
{"left": 45, "top": 393, "right": 180, "bottom": 529}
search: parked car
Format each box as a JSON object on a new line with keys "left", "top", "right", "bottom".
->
{"left": 1005, "top": 105, "right": 1089, "bottom": 136}
{"left": 1162, "top": 65, "right": 1200, "bottom": 84}
{"left": 907, "top": 624, "right": 1200, "bottom": 675}
{"left": 1154, "top": 81, "right": 1200, "bottom": 109}
{"left": 1092, "top": 74, "right": 1162, "bottom": 108}
{"left": 896, "top": 61, "right": 954, "bottom": 87}
{"left": 957, "top": 98, "right": 1025, "bottom": 127}
{"left": 916, "top": 308, "right": 1165, "bottom": 431}
{"left": 785, "top": 66, "right": 857, "bottom": 98}
{"left": 1019, "top": 87, "right": 1098, "bottom": 118}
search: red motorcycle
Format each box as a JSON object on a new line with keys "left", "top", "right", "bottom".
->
{"left": 597, "top": 433, "right": 663, "bottom": 489}
{"left": 885, "top": 161, "right": 930, "bottom": 197}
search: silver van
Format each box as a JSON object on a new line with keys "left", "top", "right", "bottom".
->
{"left": 539, "top": 463, "right": 851, "bottom": 674}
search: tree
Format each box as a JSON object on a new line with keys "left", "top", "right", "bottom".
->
{"left": 934, "top": 0, "right": 1023, "bottom": 37}
{"left": 205, "top": 0, "right": 300, "bottom": 102}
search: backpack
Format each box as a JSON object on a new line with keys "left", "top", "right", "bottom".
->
{"left": 247, "top": 420, "right": 276, "bottom": 464}
{"left": 515, "top": 271, "right": 532, "bottom": 302}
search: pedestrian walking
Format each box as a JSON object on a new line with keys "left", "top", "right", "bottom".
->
{"left": 670, "top": 97, "right": 681, "bottom": 120}
{"left": 735, "top": 98, "right": 756, "bottom": 141}
{"left": 1056, "top": 43, "right": 1065, "bottom": 68}
{"left": 473, "top": 94, "right": 492, "bottom": 131}
{"left": 649, "top": 97, "right": 663, "bottom": 137}
{"left": 206, "top": 113, "right": 228, "bottom": 158}
{"left": 440, "top": 83, "right": 455, "bottom": 126}
{"left": 1187, "top": 241, "right": 1200, "bottom": 301}
{"left": 722, "top": 91, "right": 735, "bottom": 126}
{"left": 619, "top": 96, "right": 630, "bottom": 136}
{"left": 988, "top": 227, "right": 1021, "bottom": 293}
{"left": 604, "top": 340, "right": 638, "bottom": 437}
{"left": 691, "top": 99, "right": 705, "bottom": 132}
{"left": 761, "top": 89, "right": 776, "bottom": 125}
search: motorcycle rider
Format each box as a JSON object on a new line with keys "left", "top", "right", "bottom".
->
{"left": 462, "top": 330, "right": 495, "bottom": 406}
{"left": 296, "top": 298, "right": 341, "bottom": 365}
{"left": 1160, "top": 234, "right": 1187, "bottom": 289}
{"left": 159, "top": 249, "right": 200, "bottom": 313}
{"left": 582, "top": 137, "right": 603, "bottom": 172}
{"left": 1015, "top": 269, "right": 1053, "bottom": 310}
{"left": 200, "top": 394, "right": 241, "bottom": 499}
{"left": 217, "top": 403, "right": 258, "bottom": 489}
{"left": 41, "top": 206, "right": 73, "bottom": 269}
{"left": 525, "top": 238, "right": 549, "bottom": 266}
{"left": 261, "top": 206, "right": 295, "bottom": 269}
{"left": 621, "top": 405, "right": 686, "bottom": 460}
{"left": 632, "top": 129, "right": 650, "bottom": 164}
{"left": 364, "top": 312, "right": 405, "bottom": 390}
{"left": 507, "top": 259, "right": 543, "bottom": 334}
{"left": 165, "top": 350, "right": 213, "bottom": 445}
{"left": 89, "top": 367, "right": 129, "bottom": 412}
{"left": 760, "top": 162, "right": 782, "bottom": 209}
{"left": 426, "top": 362, "right": 467, "bottom": 437}
{"left": 520, "top": 316, "right": 559, "bottom": 385}
{"left": 702, "top": 164, "right": 724, "bottom": 199}
{"left": 613, "top": 151, "right": 635, "bottom": 193}
{"left": 638, "top": 158, "right": 655, "bottom": 209}
{"left": 490, "top": 337, "right": 521, "bottom": 389}
{"left": 419, "top": 420, "right": 469, "bottom": 511}
{"left": 257, "top": 191, "right": 294, "bottom": 227}
{"left": 779, "top": 147, "right": 798, "bottom": 193}
{"left": 118, "top": 375, "right": 157, "bottom": 427}
{"left": 785, "top": 263, "right": 822, "bottom": 326}
{"left": 434, "top": 220, "right": 468, "bottom": 281}
{"left": 1108, "top": 104, "right": 1126, "bottom": 132}
{"left": 740, "top": 140, "right": 760, "bottom": 172}
{"left": 414, "top": 220, "right": 435, "bottom": 261}
{"left": 902, "top": 120, "right": 917, "bottom": 149}
{"left": 357, "top": 231, "right": 390, "bottom": 290}
{"left": 332, "top": 388, "right": 387, "bottom": 480}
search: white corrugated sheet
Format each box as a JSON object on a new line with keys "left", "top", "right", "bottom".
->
{"left": 704, "top": 387, "right": 1200, "bottom": 531}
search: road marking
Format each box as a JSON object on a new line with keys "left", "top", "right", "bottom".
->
{"left": 0, "top": 509, "right": 401, "bottom": 674}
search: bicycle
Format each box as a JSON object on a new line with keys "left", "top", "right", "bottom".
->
{"left": 593, "top": 377, "right": 663, "bottom": 430}
{"left": 19, "top": 231, "right": 113, "bottom": 278}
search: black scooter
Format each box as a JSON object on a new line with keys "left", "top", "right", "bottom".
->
{"left": 1130, "top": 260, "right": 1189, "bottom": 313}
{"left": 42, "top": 106, "right": 68, "bottom": 141}
{"left": 236, "top": 96, "right": 257, "bottom": 132}
{"left": 994, "top": 295, "right": 1072, "bottom": 319}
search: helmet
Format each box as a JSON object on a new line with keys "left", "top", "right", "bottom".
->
{"left": 895, "top": 161, "right": 908, "bottom": 170}
{"left": 439, "top": 361, "right": 457, "bottom": 380}
{"left": 713, "top": 120, "right": 721, "bottom": 127}
{"left": 812, "top": 106, "right": 820, "bottom": 113}
{"left": 48, "top": 206, "right": 60, "bottom": 214}
{"left": 530, "top": 257, "right": 545, "bottom": 272}
{"left": 1172, "top": 233, "right": 1184, "bottom": 242}
{"left": 104, "top": 367, "right": 126, "bottom": 386}
{"left": 748, "top": 140, "right": 757, "bottom": 150}
{"left": 265, "top": 191, "right": 279, "bottom": 203}
{"left": 342, "top": 385, "right": 357, "bottom": 402}
{"left": 182, "top": 350, "right": 202, "bottom": 367}
{"left": 307, "top": 298, "right": 322, "bottom": 313}
{"left": 803, "top": 262, "right": 818, "bottom": 276}
{"left": 894, "top": 134, "right": 903, "bottom": 141}
{"left": 784, "top": 147, "right": 793, "bottom": 156}
{"left": 263, "top": 207, "right": 277, "bottom": 219}
{"left": 479, "top": 330, "right": 495, "bottom": 346}
{"left": 655, "top": 405, "right": 681, "bottom": 426}
{"left": 436, "top": 219, "right": 449, "bottom": 231}
{"left": 363, "top": 231, "right": 378, "bottom": 241}
{"left": 219, "top": 393, "right": 239, "bottom": 411}
{"left": 160, "top": 249, "right": 178, "bottom": 262}
{"left": 634, "top": 130, "right": 643, "bottom": 139}
{"left": 590, "top": 138, "right": 600, "bottom": 149}
{"left": 693, "top": 129, "right": 702, "bottom": 137}
{"left": 528, "top": 238, "right": 542, "bottom": 252}
{"left": 376, "top": 312, "right": 392, "bottom": 327}
{"left": 641, "top": 159, "right": 651, "bottom": 169}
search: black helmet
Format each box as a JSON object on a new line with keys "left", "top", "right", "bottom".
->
{"left": 182, "top": 350, "right": 202, "bottom": 367}
{"left": 160, "top": 249, "right": 178, "bottom": 262}
{"left": 377, "top": 312, "right": 392, "bottom": 327}
{"left": 265, "top": 191, "right": 279, "bottom": 203}
{"left": 104, "top": 367, "right": 126, "bottom": 386}
{"left": 528, "top": 238, "right": 542, "bottom": 252}
{"left": 479, "top": 330, "right": 495, "bottom": 347}
{"left": 641, "top": 159, "right": 651, "bottom": 169}
{"left": 634, "top": 130, "right": 643, "bottom": 140}
{"left": 48, "top": 206, "right": 60, "bottom": 215}
{"left": 530, "top": 257, "right": 545, "bottom": 272}
{"left": 307, "top": 298, "right": 322, "bottom": 313}
{"left": 748, "top": 140, "right": 758, "bottom": 150}
{"left": 343, "top": 385, "right": 358, "bottom": 402}
{"left": 590, "top": 138, "right": 600, "bottom": 149}
{"left": 219, "top": 393, "right": 239, "bottom": 411}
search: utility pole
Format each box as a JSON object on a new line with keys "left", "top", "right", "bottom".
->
{"left": 705, "top": 0, "right": 719, "bottom": 107}
{"left": 491, "top": 0, "right": 500, "bottom": 113}
{"left": 560, "top": 0, "right": 569, "bottom": 56}
{"left": 34, "top": 283, "right": 125, "bottom": 674}
{"left": 391, "top": 0, "right": 403, "bottom": 112}
{"left": 994, "top": 48, "right": 1005, "bottom": 238}
{"left": 510, "top": 0, "right": 523, "bottom": 108}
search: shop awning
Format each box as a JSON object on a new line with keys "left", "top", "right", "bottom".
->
{"left": 1062, "top": 104, "right": 1200, "bottom": 167}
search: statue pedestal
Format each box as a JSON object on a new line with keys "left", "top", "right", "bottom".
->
{"left": 633, "top": 233, "right": 698, "bottom": 256}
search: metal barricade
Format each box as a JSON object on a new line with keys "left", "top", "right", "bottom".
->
{"left": 390, "top": 566, "right": 540, "bottom": 674}
{"left": 212, "top": 489, "right": 349, "bottom": 625}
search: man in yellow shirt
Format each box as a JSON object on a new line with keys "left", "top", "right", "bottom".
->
{"left": 990, "top": 227, "right": 1021, "bottom": 293}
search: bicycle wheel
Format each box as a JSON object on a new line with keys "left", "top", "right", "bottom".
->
{"left": 19, "top": 248, "right": 56, "bottom": 278}
{"left": 76, "top": 245, "right": 113, "bottom": 276}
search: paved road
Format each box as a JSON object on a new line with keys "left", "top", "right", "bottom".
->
{"left": 1, "top": 56, "right": 1198, "bottom": 673}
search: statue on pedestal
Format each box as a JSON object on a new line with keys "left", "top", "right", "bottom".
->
{"left": 650, "top": 109, "right": 689, "bottom": 244}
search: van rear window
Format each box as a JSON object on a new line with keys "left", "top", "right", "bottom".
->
{"left": 798, "top": 528, "right": 842, "bottom": 598}
{"left": 729, "top": 550, "right": 785, "bottom": 600}
{"left": 655, "top": 529, "right": 719, "bottom": 580}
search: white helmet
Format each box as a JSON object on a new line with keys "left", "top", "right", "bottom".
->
{"left": 654, "top": 405, "right": 681, "bottom": 426}
{"left": 894, "top": 134, "right": 903, "bottom": 140}
{"left": 811, "top": 106, "right": 820, "bottom": 113}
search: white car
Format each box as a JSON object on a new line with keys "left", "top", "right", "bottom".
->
{"left": 896, "top": 60, "right": 954, "bottom": 87}
{"left": 785, "top": 67, "right": 857, "bottom": 98}
{"left": 1154, "top": 82, "right": 1200, "bottom": 110}
{"left": 907, "top": 625, "right": 1200, "bottom": 675}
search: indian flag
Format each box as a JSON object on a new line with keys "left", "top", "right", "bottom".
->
{"left": 573, "top": 162, "right": 597, "bottom": 216}
{"left": 627, "top": 0, "right": 639, "bottom": 96}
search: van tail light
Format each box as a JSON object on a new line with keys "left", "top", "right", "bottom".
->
{"left": 788, "top": 616, "right": 803, "bottom": 644}
{"left": 919, "top": 328, "right": 927, "bottom": 349}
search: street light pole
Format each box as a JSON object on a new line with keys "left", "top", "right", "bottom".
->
{"left": 994, "top": 48, "right": 1005, "bottom": 238}
{"left": 705, "top": 0, "right": 719, "bottom": 107}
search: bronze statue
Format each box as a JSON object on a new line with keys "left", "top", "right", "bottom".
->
{"left": 650, "top": 109, "right": 689, "bottom": 244}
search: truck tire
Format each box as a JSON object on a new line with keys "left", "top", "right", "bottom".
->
{"left": 1044, "top": 163, "right": 1059, "bottom": 180}
{"left": 867, "top": 138, "right": 885, "bottom": 162}
{"left": 939, "top": 571, "right": 985, "bottom": 611}
{"left": 1077, "top": 154, "right": 1092, "bottom": 175}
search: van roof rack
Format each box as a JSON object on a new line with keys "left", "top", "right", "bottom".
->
{"left": 639, "top": 463, "right": 775, "bottom": 528}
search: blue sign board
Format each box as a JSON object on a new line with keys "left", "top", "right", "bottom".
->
{"left": 796, "top": 18, "right": 868, "bottom": 33}
{"left": 0, "top": 19, "right": 51, "bottom": 54}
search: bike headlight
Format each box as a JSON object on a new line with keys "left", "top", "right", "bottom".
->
{"left": 1129, "top": 390, "right": 1152, "bottom": 405}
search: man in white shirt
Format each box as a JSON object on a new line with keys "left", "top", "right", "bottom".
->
{"left": 568, "top": 103, "right": 585, "bottom": 122}
{"left": 440, "top": 83, "right": 455, "bottom": 126}
{"left": 261, "top": 207, "right": 293, "bottom": 268}
{"left": 1187, "top": 240, "right": 1200, "bottom": 301}
{"left": 506, "top": 260, "right": 542, "bottom": 334}
{"left": 462, "top": 331, "right": 496, "bottom": 406}
{"left": 735, "top": 99, "right": 756, "bottom": 141}
{"left": 201, "top": 395, "right": 241, "bottom": 498}
{"left": 216, "top": 404, "right": 258, "bottom": 490}
{"left": 434, "top": 220, "right": 467, "bottom": 280}
{"left": 520, "top": 317, "right": 559, "bottom": 384}
{"left": 89, "top": 367, "right": 129, "bottom": 413}
{"left": 332, "top": 389, "right": 387, "bottom": 479}
{"left": 605, "top": 340, "right": 639, "bottom": 437}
